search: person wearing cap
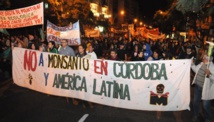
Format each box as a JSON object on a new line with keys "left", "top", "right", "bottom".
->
{"left": 191, "top": 54, "right": 214, "bottom": 122}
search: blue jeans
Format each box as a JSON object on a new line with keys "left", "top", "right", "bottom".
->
{"left": 193, "top": 84, "right": 211, "bottom": 120}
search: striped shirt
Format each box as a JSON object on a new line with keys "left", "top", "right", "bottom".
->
{"left": 195, "top": 64, "right": 207, "bottom": 87}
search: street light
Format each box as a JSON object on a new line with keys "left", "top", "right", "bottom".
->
{"left": 120, "top": 10, "right": 125, "bottom": 16}
{"left": 134, "top": 18, "right": 138, "bottom": 23}
{"left": 119, "top": 10, "right": 125, "bottom": 25}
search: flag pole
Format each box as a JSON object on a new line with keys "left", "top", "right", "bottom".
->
{"left": 41, "top": 2, "right": 45, "bottom": 41}
{"left": 205, "top": 41, "right": 214, "bottom": 74}
{"left": 206, "top": 41, "right": 214, "bottom": 61}
{"left": 42, "top": 24, "right": 44, "bottom": 40}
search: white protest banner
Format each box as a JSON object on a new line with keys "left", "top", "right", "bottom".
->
{"left": 0, "top": 2, "right": 43, "bottom": 29}
{"left": 13, "top": 48, "right": 191, "bottom": 111}
{"left": 46, "top": 20, "right": 81, "bottom": 45}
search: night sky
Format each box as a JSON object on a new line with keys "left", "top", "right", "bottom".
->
{"left": 139, "top": 0, "right": 170, "bottom": 22}
{"left": 9, "top": 0, "right": 170, "bottom": 23}
{"left": 10, "top": 0, "right": 41, "bottom": 9}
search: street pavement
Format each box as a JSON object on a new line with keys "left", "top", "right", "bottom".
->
{"left": 0, "top": 79, "right": 213, "bottom": 122}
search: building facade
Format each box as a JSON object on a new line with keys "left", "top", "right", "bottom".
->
{"left": 89, "top": 0, "right": 113, "bottom": 22}
{"left": 112, "top": 0, "right": 140, "bottom": 26}
{"left": 88, "top": 0, "right": 140, "bottom": 25}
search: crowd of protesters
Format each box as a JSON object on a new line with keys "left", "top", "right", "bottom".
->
{"left": 0, "top": 33, "right": 214, "bottom": 121}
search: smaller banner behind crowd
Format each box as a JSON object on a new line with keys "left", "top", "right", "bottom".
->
{"left": 0, "top": 2, "right": 44, "bottom": 29}
{"left": 84, "top": 29, "right": 100, "bottom": 38}
{"left": 13, "top": 48, "right": 191, "bottom": 111}
{"left": 47, "top": 20, "right": 81, "bottom": 45}
{"left": 136, "top": 27, "right": 165, "bottom": 40}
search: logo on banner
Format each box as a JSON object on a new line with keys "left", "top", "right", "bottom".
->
{"left": 150, "top": 84, "right": 169, "bottom": 106}
{"left": 28, "top": 74, "right": 33, "bottom": 85}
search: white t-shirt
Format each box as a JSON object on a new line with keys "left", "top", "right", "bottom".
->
{"left": 85, "top": 51, "right": 97, "bottom": 59}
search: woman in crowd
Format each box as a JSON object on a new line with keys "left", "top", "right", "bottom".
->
{"left": 47, "top": 41, "right": 58, "bottom": 53}
{"left": 131, "top": 45, "right": 140, "bottom": 61}
{"left": 17, "top": 41, "right": 26, "bottom": 48}
{"left": 147, "top": 49, "right": 160, "bottom": 61}
{"left": 30, "top": 42, "right": 39, "bottom": 50}
{"left": 136, "top": 50, "right": 145, "bottom": 61}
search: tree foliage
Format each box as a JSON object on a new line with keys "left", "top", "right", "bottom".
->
{"left": 46, "top": 0, "right": 90, "bottom": 26}
{"left": 176, "top": 0, "right": 212, "bottom": 42}
{"left": 153, "top": 0, "right": 185, "bottom": 34}
{"left": 154, "top": 0, "right": 212, "bottom": 41}
{"left": 176, "top": 0, "right": 209, "bottom": 14}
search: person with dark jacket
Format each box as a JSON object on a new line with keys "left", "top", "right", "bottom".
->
{"left": 136, "top": 50, "right": 145, "bottom": 61}
{"left": 109, "top": 49, "right": 120, "bottom": 61}
{"left": 76, "top": 45, "right": 87, "bottom": 58}
{"left": 117, "top": 42, "right": 127, "bottom": 61}
{"left": 147, "top": 50, "right": 160, "bottom": 61}
{"left": 131, "top": 45, "right": 140, "bottom": 61}
{"left": 179, "top": 46, "right": 195, "bottom": 59}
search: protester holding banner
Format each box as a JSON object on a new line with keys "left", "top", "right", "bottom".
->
{"left": 76, "top": 45, "right": 87, "bottom": 58}
{"left": 194, "top": 48, "right": 205, "bottom": 65}
{"left": 29, "top": 42, "right": 39, "bottom": 50}
{"left": 86, "top": 44, "right": 97, "bottom": 59}
{"left": 131, "top": 45, "right": 140, "bottom": 61}
{"left": 109, "top": 49, "right": 120, "bottom": 61}
{"left": 72, "top": 45, "right": 88, "bottom": 106}
{"left": 57, "top": 39, "right": 76, "bottom": 104}
{"left": 38, "top": 44, "right": 46, "bottom": 52}
{"left": 75, "top": 45, "right": 94, "bottom": 108}
{"left": 191, "top": 54, "right": 213, "bottom": 122}
{"left": 47, "top": 41, "right": 58, "bottom": 54}
{"left": 147, "top": 50, "right": 160, "bottom": 61}
{"left": 117, "top": 41, "right": 128, "bottom": 61}
{"left": 17, "top": 41, "right": 26, "bottom": 48}
{"left": 58, "top": 39, "right": 75, "bottom": 56}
